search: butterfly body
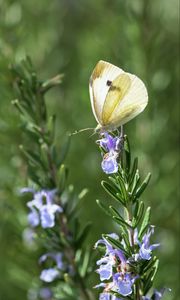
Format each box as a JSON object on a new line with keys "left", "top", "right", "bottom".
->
{"left": 89, "top": 60, "right": 148, "bottom": 132}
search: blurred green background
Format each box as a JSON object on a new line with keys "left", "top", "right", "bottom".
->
{"left": 0, "top": 0, "right": 179, "bottom": 299}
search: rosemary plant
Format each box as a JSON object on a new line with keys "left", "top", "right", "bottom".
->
{"left": 11, "top": 57, "right": 94, "bottom": 300}
{"left": 94, "top": 129, "right": 169, "bottom": 300}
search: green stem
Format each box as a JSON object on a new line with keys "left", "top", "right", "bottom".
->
{"left": 42, "top": 127, "right": 92, "bottom": 300}
{"left": 135, "top": 279, "right": 141, "bottom": 300}
{"left": 78, "top": 276, "right": 93, "bottom": 300}
{"left": 125, "top": 204, "right": 142, "bottom": 300}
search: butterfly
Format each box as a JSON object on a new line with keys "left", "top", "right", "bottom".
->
{"left": 89, "top": 60, "right": 148, "bottom": 132}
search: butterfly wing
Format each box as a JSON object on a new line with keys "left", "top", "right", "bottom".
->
{"left": 105, "top": 73, "right": 148, "bottom": 128}
{"left": 89, "top": 60, "right": 124, "bottom": 125}
{"left": 102, "top": 73, "right": 131, "bottom": 125}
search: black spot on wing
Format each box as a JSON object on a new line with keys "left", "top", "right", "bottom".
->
{"left": 106, "top": 80, "right": 112, "bottom": 86}
{"left": 110, "top": 85, "right": 121, "bottom": 92}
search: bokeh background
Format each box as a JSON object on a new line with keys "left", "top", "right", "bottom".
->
{"left": 0, "top": 0, "right": 179, "bottom": 299}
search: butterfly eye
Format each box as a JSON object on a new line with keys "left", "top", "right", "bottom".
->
{"left": 106, "top": 80, "right": 112, "bottom": 86}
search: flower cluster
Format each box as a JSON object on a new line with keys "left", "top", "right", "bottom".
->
{"left": 21, "top": 188, "right": 63, "bottom": 228}
{"left": 133, "top": 226, "right": 160, "bottom": 262}
{"left": 21, "top": 188, "right": 65, "bottom": 296}
{"left": 95, "top": 229, "right": 161, "bottom": 300}
{"left": 95, "top": 234, "right": 137, "bottom": 299}
{"left": 28, "top": 287, "right": 53, "bottom": 300}
{"left": 143, "top": 288, "right": 171, "bottom": 300}
{"left": 39, "top": 287, "right": 53, "bottom": 300}
{"left": 97, "top": 133, "right": 123, "bottom": 174}
{"left": 39, "top": 252, "right": 64, "bottom": 283}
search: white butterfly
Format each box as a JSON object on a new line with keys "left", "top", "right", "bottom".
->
{"left": 89, "top": 60, "right": 148, "bottom": 132}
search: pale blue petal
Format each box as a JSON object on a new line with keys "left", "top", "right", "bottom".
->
{"left": 28, "top": 209, "right": 39, "bottom": 227}
{"left": 40, "top": 268, "right": 59, "bottom": 282}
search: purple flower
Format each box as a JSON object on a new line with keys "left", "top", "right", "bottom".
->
{"left": 28, "top": 208, "right": 40, "bottom": 227}
{"left": 113, "top": 273, "right": 136, "bottom": 296}
{"left": 22, "top": 228, "right": 36, "bottom": 247}
{"left": 39, "top": 287, "right": 53, "bottom": 299}
{"left": 39, "top": 252, "right": 64, "bottom": 270}
{"left": 138, "top": 227, "right": 160, "bottom": 261}
{"left": 153, "top": 288, "right": 171, "bottom": 300}
{"left": 99, "top": 293, "right": 111, "bottom": 300}
{"left": 95, "top": 233, "right": 119, "bottom": 255}
{"left": 40, "top": 204, "right": 61, "bottom": 228}
{"left": 95, "top": 234, "right": 137, "bottom": 298}
{"left": 95, "top": 233, "right": 126, "bottom": 268}
{"left": 98, "top": 133, "right": 120, "bottom": 152}
{"left": 95, "top": 234, "right": 124, "bottom": 281}
{"left": 40, "top": 268, "right": 59, "bottom": 282}
{"left": 101, "top": 152, "right": 118, "bottom": 174}
{"left": 142, "top": 288, "right": 171, "bottom": 300}
{"left": 20, "top": 187, "right": 35, "bottom": 194}
{"left": 97, "top": 133, "right": 122, "bottom": 174}
{"left": 23, "top": 189, "right": 63, "bottom": 228}
{"left": 97, "top": 256, "right": 115, "bottom": 281}
{"left": 39, "top": 252, "right": 64, "bottom": 283}
{"left": 99, "top": 292, "right": 122, "bottom": 300}
{"left": 153, "top": 290, "right": 164, "bottom": 300}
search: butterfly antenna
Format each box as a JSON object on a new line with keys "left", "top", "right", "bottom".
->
{"left": 70, "top": 128, "right": 94, "bottom": 136}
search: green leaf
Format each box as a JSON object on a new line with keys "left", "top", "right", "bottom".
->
{"left": 108, "top": 176, "right": 120, "bottom": 189}
{"left": 130, "top": 169, "right": 140, "bottom": 196}
{"left": 151, "top": 259, "right": 159, "bottom": 281}
{"left": 116, "top": 175, "right": 127, "bottom": 202}
{"left": 129, "top": 157, "right": 138, "bottom": 185}
{"left": 101, "top": 180, "right": 118, "bottom": 195}
{"left": 124, "top": 135, "right": 131, "bottom": 174}
{"left": 64, "top": 273, "right": 74, "bottom": 285}
{"left": 113, "top": 216, "right": 132, "bottom": 229}
{"left": 109, "top": 205, "right": 122, "bottom": 219}
{"left": 134, "top": 199, "right": 140, "bottom": 217}
{"left": 139, "top": 207, "right": 151, "bottom": 239}
{"left": 79, "top": 250, "right": 90, "bottom": 278}
{"left": 142, "top": 256, "right": 158, "bottom": 274}
{"left": 75, "top": 222, "right": 92, "bottom": 247}
{"left": 135, "top": 173, "right": 151, "bottom": 198}
{"left": 115, "top": 193, "right": 126, "bottom": 206}
{"left": 59, "top": 231, "right": 71, "bottom": 247}
{"left": 108, "top": 175, "right": 126, "bottom": 204}
{"left": 143, "top": 259, "right": 159, "bottom": 294}
{"left": 101, "top": 180, "right": 126, "bottom": 205}
{"left": 31, "top": 71, "right": 38, "bottom": 92}
{"left": 78, "top": 188, "right": 88, "bottom": 200}
{"left": 121, "top": 231, "right": 131, "bottom": 250}
{"left": 104, "top": 235, "right": 129, "bottom": 256}
{"left": 22, "top": 56, "right": 34, "bottom": 73}
{"left": 27, "top": 165, "right": 42, "bottom": 186}
{"left": 75, "top": 249, "right": 82, "bottom": 264}
{"left": 11, "top": 99, "right": 34, "bottom": 121}
{"left": 41, "top": 74, "right": 63, "bottom": 94}
{"left": 19, "top": 145, "right": 45, "bottom": 170}
{"left": 57, "top": 164, "right": 68, "bottom": 191}
{"left": 47, "top": 114, "right": 56, "bottom": 142}
{"left": 96, "top": 199, "right": 112, "bottom": 217}
{"left": 132, "top": 201, "right": 144, "bottom": 227}
{"left": 68, "top": 187, "right": 88, "bottom": 218}
{"left": 40, "top": 143, "right": 49, "bottom": 169}
{"left": 58, "top": 134, "right": 71, "bottom": 166}
{"left": 22, "top": 121, "right": 42, "bottom": 141}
